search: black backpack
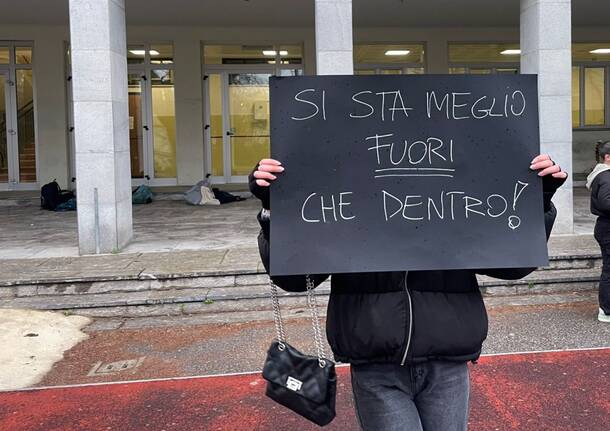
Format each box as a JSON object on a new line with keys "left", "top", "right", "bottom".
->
{"left": 41, "top": 180, "right": 74, "bottom": 211}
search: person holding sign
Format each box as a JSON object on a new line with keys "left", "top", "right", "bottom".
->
{"left": 250, "top": 154, "right": 566, "bottom": 431}
{"left": 586, "top": 140, "right": 610, "bottom": 323}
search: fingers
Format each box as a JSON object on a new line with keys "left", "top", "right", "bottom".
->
{"left": 258, "top": 163, "right": 285, "bottom": 173}
{"left": 531, "top": 154, "right": 551, "bottom": 165}
{"left": 552, "top": 171, "right": 568, "bottom": 179}
{"left": 259, "top": 158, "right": 282, "bottom": 166}
{"left": 530, "top": 158, "right": 553, "bottom": 171}
{"left": 254, "top": 158, "right": 284, "bottom": 187}
{"left": 537, "top": 164, "right": 562, "bottom": 177}
{"left": 253, "top": 170, "right": 277, "bottom": 181}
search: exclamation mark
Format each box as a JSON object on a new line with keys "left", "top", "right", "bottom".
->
{"left": 508, "top": 180, "right": 529, "bottom": 230}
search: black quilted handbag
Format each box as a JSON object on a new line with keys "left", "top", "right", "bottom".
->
{"left": 262, "top": 276, "right": 337, "bottom": 426}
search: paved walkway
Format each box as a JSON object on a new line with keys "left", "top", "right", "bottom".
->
{"left": 0, "top": 188, "right": 596, "bottom": 261}
{"left": 0, "top": 194, "right": 259, "bottom": 259}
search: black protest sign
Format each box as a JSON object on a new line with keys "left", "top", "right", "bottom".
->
{"left": 269, "top": 75, "right": 547, "bottom": 276}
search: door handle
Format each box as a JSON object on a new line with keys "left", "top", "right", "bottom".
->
{"left": 143, "top": 125, "right": 149, "bottom": 130}
{"left": 226, "top": 131, "right": 234, "bottom": 136}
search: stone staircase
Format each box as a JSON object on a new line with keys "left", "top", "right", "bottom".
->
{"left": 0, "top": 142, "right": 36, "bottom": 183}
{"left": 18, "top": 142, "right": 36, "bottom": 183}
{"left": 0, "top": 248, "right": 601, "bottom": 319}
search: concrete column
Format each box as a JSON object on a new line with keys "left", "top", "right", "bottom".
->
{"left": 174, "top": 37, "right": 204, "bottom": 185}
{"left": 314, "top": 0, "right": 353, "bottom": 75}
{"left": 520, "top": 0, "right": 573, "bottom": 234}
{"left": 69, "top": 0, "right": 133, "bottom": 254}
{"left": 427, "top": 37, "right": 449, "bottom": 74}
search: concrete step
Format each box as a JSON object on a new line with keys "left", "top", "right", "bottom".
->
{"left": 0, "top": 263, "right": 601, "bottom": 318}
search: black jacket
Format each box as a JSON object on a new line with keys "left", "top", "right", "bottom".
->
{"left": 590, "top": 170, "right": 610, "bottom": 219}
{"left": 251, "top": 172, "right": 565, "bottom": 365}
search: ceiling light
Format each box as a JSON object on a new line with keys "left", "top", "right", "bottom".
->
{"left": 263, "top": 50, "right": 288, "bottom": 56}
{"left": 385, "top": 50, "right": 410, "bottom": 56}
{"left": 590, "top": 48, "right": 610, "bottom": 54}
{"left": 500, "top": 49, "right": 521, "bottom": 55}
{"left": 129, "top": 49, "right": 160, "bottom": 56}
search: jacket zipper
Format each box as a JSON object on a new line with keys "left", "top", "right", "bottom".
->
{"left": 401, "top": 273, "right": 413, "bottom": 366}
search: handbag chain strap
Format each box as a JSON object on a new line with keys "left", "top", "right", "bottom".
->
{"left": 270, "top": 280, "right": 287, "bottom": 347}
{"left": 270, "top": 275, "right": 329, "bottom": 368}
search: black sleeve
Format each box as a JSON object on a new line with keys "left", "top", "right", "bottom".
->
{"left": 249, "top": 164, "right": 329, "bottom": 291}
{"left": 477, "top": 174, "right": 566, "bottom": 280}
{"left": 248, "top": 165, "right": 270, "bottom": 210}
{"left": 595, "top": 175, "right": 610, "bottom": 216}
{"left": 257, "top": 212, "right": 330, "bottom": 292}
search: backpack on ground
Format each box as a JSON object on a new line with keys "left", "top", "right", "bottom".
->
{"left": 55, "top": 197, "right": 77, "bottom": 211}
{"left": 132, "top": 185, "right": 154, "bottom": 204}
{"left": 40, "top": 180, "right": 75, "bottom": 211}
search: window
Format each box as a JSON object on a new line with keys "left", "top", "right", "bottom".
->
{"left": 354, "top": 43, "right": 425, "bottom": 75}
{"left": 203, "top": 44, "right": 302, "bottom": 65}
{"left": 573, "top": 43, "right": 610, "bottom": 129}
{"left": 448, "top": 43, "right": 520, "bottom": 75}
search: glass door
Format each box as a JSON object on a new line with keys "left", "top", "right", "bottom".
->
{"left": 205, "top": 71, "right": 271, "bottom": 183}
{"left": 127, "top": 67, "right": 177, "bottom": 186}
{"left": 227, "top": 73, "right": 271, "bottom": 181}
{"left": 15, "top": 68, "right": 36, "bottom": 183}
{"left": 0, "top": 44, "right": 36, "bottom": 190}
{"left": 128, "top": 73, "right": 146, "bottom": 179}
{"left": 0, "top": 71, "right": 10, "bottom": 184}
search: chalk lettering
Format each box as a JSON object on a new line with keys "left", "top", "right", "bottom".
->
{"left": 301, "top": 192, "right": 356, "bottom": 224}
{"left": 368, "top": 135, "right": 455, "bottom": 169}
{"left": 426, "top": 90, "right": 528, "bottom": 120}
{"left": 291, "top": 89, "right": 326, "bottom": 121}
{"left": 350, "top": 90, "right": 375, "bottom": 119}
{"left": 427, "top": 91, "right": 450, "bottom": 119}
{"left": 382, "top": 190, "right": 519, "bottom": 222}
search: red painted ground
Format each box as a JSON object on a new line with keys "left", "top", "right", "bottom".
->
{"left": 0, "top": 348, "right": 608, "bottom": 431}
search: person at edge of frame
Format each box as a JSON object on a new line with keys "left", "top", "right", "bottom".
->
{"left": 249, "top": 154, "right": 567, "bottom": 431}
{"left": 586, "top": 140, "right": 610, "bottom": 323}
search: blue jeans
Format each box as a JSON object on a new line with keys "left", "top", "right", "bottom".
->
{"left": 350, "top": 361, "right": 470, "bottom": 431}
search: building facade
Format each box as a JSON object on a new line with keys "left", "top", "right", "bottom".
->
{"left": 0, "top": 0, "right": 606, "bottom": 252}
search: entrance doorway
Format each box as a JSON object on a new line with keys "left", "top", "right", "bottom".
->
{"left": 0, "top": 44, "right": 36, "bottom": 190}
{"left": 127, "top": 44, "right": 177, "bottom": 185}
{"left": 127, "top": 68, "right": 177, "bottom": 185}
{"left": 203, "top": 44, "right": 304, "bottom": 184}
{"left": 205, "top": 71, "right": 272, "bottom": 183}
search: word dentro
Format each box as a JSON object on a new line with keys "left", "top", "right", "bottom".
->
{"left": 289, "top": 88, "right": 526, "bottom": 122}
{"left": 299, "top": 181, "right": 529, "bottom": 230}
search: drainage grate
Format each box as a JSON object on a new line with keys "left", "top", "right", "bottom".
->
{"left": 87, "top": 357, "right": 146, "bottom": 377}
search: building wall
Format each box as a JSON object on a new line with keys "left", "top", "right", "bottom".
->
{"left": 3, "top": 24, "right": 610, "bottom": 188}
